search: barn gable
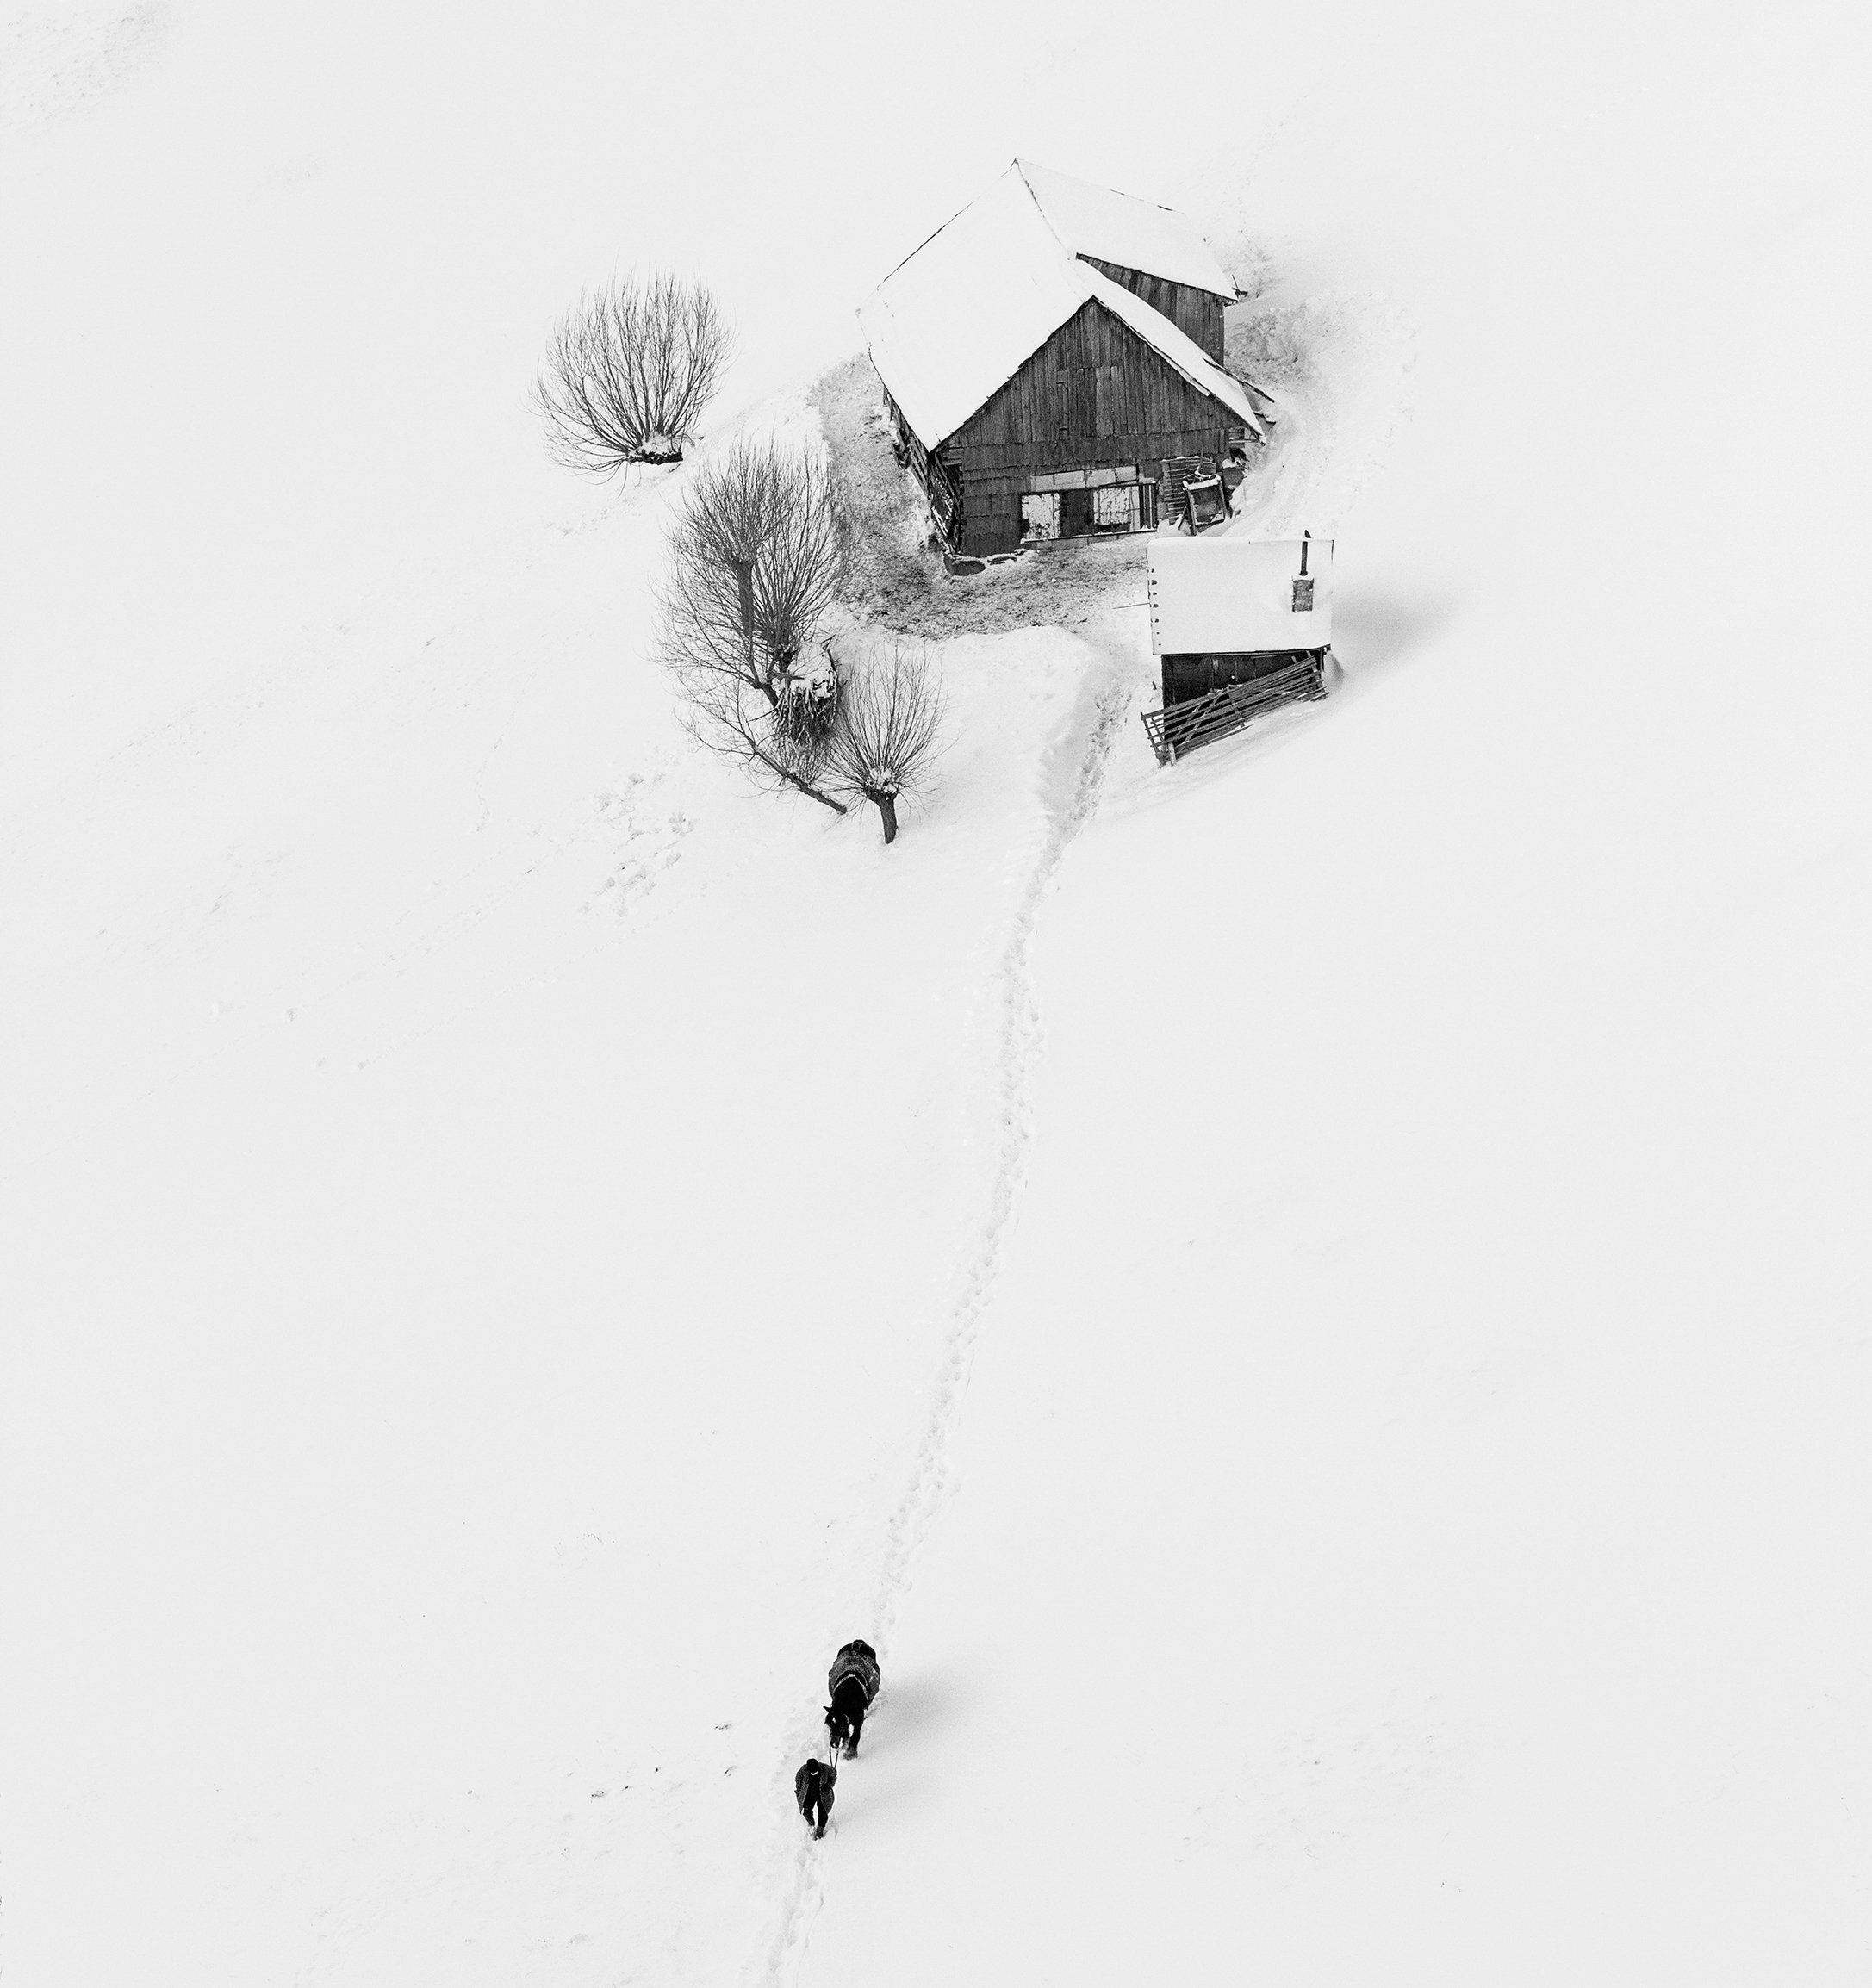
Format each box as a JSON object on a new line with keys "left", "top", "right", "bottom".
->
{"left": 938, "top": 296, "right": 1253, "bottom": 556}
{"left": 955, "top": 297, "right": 1238, "bottom": 464}
{"left": 1079, "top": 256, "right": 1226, "bottom": 361}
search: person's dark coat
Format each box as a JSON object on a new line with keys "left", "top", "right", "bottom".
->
{"left": 794, "top": 1758, "right": 836, "bottom": 1838}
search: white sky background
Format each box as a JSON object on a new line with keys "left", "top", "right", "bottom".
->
{"left": 3, "top": 3, "right": 1870, "bottom": 1985}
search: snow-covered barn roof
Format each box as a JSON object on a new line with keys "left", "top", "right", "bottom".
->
{"left": 1014, "top": 159, "right": 1239, "bottom": 301}
{"left": 859, "top": 161, "right": 1258, "bottom": 453}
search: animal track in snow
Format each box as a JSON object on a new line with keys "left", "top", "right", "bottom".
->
{"left": 752, "top": 644, "right": 1137, "bottom": 1988}
{"left": 0, "top": 1, "right": 164, "bottom": 136}
{"left": 584, "top": 777, "right": 694, "bottom": 913}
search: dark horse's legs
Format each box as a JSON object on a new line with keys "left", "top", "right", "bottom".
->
{"left": 827, "top": 1678, "right": 868, "bottom": 1757}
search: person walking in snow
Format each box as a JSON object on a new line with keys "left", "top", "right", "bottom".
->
{"left": 794, "top": 1757, "right": 836, "bottom": 1838}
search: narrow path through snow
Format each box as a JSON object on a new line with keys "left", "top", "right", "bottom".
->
{"left": 753, "top": 631, "right": 1139, "bottom": 1985}
{"left": 764, "top": 346, "right": 1343, "bottom": 1983}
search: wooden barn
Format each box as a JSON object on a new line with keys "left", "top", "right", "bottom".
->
{"left": 860, "top": 160, "right": 1267, "bottom": 561}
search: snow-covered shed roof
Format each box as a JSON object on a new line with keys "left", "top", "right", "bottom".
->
{"left": 859, "top": 161, "right": 1259, "bottom": 453}
{"left": 1015, "top": 159, "right": 1239, "bottom": 301}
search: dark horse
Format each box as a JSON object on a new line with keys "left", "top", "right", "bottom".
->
{"left": 794, "top": 1757, "right": 836, "bottom": 1838}
{"left": 824, "top": 1638, "right": 881, "bottom": 1758}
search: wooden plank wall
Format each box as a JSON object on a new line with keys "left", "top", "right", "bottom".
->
{"left": 881, "top": 382, "right": 962, "bottom": 547}
{"left": 943, "top": 300, "right": 1234, "bottom": 556}
{"left": 1081, "top": 259, "right": 1227, "bottom": 361}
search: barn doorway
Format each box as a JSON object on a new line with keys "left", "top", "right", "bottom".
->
{"left": 1020, "top": 492, "right": 1061, "bottom": 541}
{"left": 1091, "top": 483, "right": 1138, "bottom": 531}
{"left": 1060, "top": 480, "right": 1139, "bottom": 537}
{"left": 1023, "top": 468, "right": 1152, "bottom": 544}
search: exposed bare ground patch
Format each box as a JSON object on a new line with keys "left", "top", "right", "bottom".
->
{"left": 810, "top": 354, "right": 1155, "bottom": 643}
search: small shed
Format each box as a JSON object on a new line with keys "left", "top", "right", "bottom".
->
{"left": 1140, "top": 537, "right": 1335, "bottom": 764}
{"left": 860, "top": 161, "right": 1269, "bottom": 561}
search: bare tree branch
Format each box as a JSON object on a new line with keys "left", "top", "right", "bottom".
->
{"left": 671, "top": 661, "right": 849, "bottom": 814}
{"left": 534, "top": 273, "right": 732, "bottom": 475}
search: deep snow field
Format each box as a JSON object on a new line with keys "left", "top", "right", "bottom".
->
{"left": 3, "top": 3, "right": 1869, "bottom": 1985}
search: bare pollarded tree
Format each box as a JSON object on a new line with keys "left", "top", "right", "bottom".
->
{"left": 535, "top": 273, "right": 732, "bottom": 475}
{"left": 822, "top": 643, "right": 948, "bottom": 845}
{"left": 664, "top": 438, "right": 853, "bottom": 679}
{"left": 658, "top": 437, "right": 855, "bottom": 812}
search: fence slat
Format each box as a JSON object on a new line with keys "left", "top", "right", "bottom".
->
{"left": 1140, "top": 655, "right": 1328, "bottom": 765}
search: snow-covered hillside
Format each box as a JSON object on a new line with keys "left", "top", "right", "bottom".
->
{"left": 3, "top": 4, "right": 1868, "bottom": 1986}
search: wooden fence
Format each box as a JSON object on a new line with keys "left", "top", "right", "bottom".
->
{"left": 1139, "top": 653, "right": 1328, "bottom": 766}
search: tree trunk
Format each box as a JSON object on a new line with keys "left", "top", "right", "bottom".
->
{"left": 875, "top": 792, "right": 898, "bottom": 845}
{"left": 735, "top": 559, "right": 766, "bottom": 696}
